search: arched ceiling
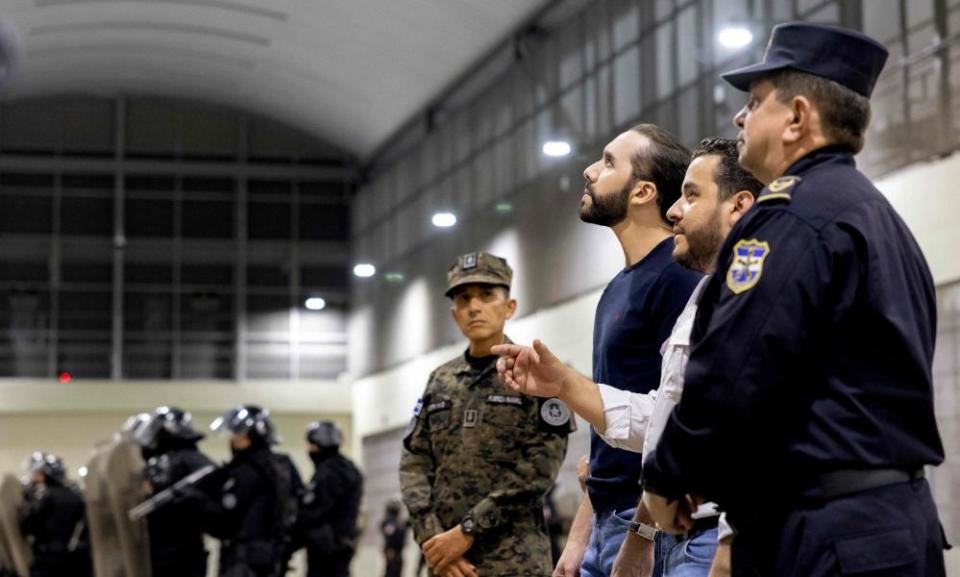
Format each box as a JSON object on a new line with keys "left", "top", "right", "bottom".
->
{"left": 0, "top": 0, "right": 552, "bottom": 160}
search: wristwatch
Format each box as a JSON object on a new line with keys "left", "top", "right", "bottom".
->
{"left": 460, "top": 515, "right": 477, "bottom": 535}
{"left": 627, "top": 521, "right": 659, "bottom": 541}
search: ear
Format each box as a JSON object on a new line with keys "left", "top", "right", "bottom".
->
{"left": 504, "top": 298, "right": 518, "bottom": 320}
{"left": 784, "top": 94, "right": 814, "bottom": 145}
{"left": 449, "top": 303, "right": 458, "bottom": 322}
{"left": 630, "top": 181, "right": 658, "bottom": 207}
{"left": 727, "top": 190, "right": 757, "bottom": 227}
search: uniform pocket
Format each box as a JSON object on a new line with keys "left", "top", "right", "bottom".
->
{"left": 481, "top": 403, "right": 527, "bottom": 428}
{"left": 473, "top": 404, "right": 527, "bottom": 462}
{"left": 428, "top": 409, "right": 451, "bottom": 429}
{"left": 834, "top": 528, "right": 918, "bottom": 574}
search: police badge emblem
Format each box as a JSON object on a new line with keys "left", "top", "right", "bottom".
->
{"left": 726, "top": 239, "right": 770, "bottom": 294}
{"left": 540, "top": 398, "right": 571, "bottom": 427}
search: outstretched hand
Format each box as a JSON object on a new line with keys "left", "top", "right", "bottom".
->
{"left": 492, "top": 339, "right": 569, "bottom": 398}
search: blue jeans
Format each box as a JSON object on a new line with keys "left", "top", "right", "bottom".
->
{"left": 581, "top": 507, "right": 636, "bottom": 577}
{"left": 581, "top": 508, "right": 667, "bottom": 577}
{"left": 656, "top": 527, "right": 718, "bottom": 577}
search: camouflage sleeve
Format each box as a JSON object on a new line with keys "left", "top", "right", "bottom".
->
{"left": 398, "top": 376, "right": 444, "bottom": 545}
{"left": 468, "top": 398, "right": 571, "bottom": 535}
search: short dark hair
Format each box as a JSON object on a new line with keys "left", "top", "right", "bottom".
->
{"left": 628, "top": 124, "right": 692, "bottom": 224}
{"left": 691, "top": 138, "right": 764, "bottom": 200}
{"left": 768, "top": 69, "right": 871, "bottom": 153}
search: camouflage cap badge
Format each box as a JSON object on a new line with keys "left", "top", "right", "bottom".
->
{"left": 445, "top": 252, "right": 513, "bottom": 297}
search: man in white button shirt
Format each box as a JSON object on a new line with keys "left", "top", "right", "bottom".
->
{"left": 494, "top": 139, "right": 762, "bottom": 577}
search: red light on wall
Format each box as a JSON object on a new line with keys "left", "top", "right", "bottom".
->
{"left": 58, "top": 371, "right": 72, "bottom": 384}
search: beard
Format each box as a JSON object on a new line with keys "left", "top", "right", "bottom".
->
{"left": 578, "top": 176, "right": 636, "bottom": 227}
{"left": 675, "top": 209, "right": 724, "bottom": 272}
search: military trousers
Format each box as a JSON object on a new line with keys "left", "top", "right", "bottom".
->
{"left": 731, "top": 478, "right": 947, "bottom": 577}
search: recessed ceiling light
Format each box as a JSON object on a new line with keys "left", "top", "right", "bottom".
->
{"left": 542, "top": 141, "right": 572, "bottom": 157}
{"left": 353, "top": 263, "right": 376, "bottom": 278}
{"left": 432, "top": 212, "right": 457, "bottom": 228}
{"left": 495, "top": 202, "right": 513, "bottom": 214}
{"left": 384, "top": 272, "right": 405, "bottom": 283}
{"left": 305, "top": 297, "right": 326, "bottom": 311}
{"left": 718, "top": 26, "right": 753, "bottom": 49}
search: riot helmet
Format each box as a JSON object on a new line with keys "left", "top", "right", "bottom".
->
{"left": 25, "top": 452, "right": 66, "bottom": 485}
{"left": 136, "top": 405, "right": 205, "bottom": 450}
{"left": 305, "top": 420, "right": 342, "bottom": 449}
{"left": 211, "top": 404, "right": 278, "bottom": 446}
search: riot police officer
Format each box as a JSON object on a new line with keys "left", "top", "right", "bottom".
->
{"left": 19, "top": 453, "right": 92, "bottom": 577}
{"left": 201, "top": 405, "right": 304, "bottom": 577}
{"left": 136, "top": 406, "right": 215, "bottom": 577}
{"left": 380, "top": 500, "right": 407, "bottom": 577}
{"left": 297, "top": 421, "right": 363, "bottom": 577}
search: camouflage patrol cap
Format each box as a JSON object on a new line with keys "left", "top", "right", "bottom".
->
{"left": 445, "top": 252, "right": 512, "bottom": 297}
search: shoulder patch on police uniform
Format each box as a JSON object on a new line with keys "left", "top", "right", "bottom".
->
{"left": 462, "top": 253, "right": 478, "bottom": 269}
{"left": 539, "top": 398, "right": 572, "bottom": 428}
{"left": 759, "top": 176, "right": 801, "bottom": 204}
{"left": 726, "top": 239, "right": 771, "bottom": 294}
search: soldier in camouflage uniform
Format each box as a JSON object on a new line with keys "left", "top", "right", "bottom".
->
{"left": 399, "top": 252, "right": 573, "bottom": 577}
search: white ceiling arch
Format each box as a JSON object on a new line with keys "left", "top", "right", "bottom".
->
{"left": 0, "top": 0, "right": 553, "bottom": 159}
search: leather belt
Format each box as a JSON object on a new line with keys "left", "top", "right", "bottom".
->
{"left": 813, "top": 468, "right": 924, "bottom": 499}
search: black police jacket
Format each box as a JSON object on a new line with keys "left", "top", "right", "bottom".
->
{"left": 643, "top": 146, "right": 945, "bottom": 516}
{"left": 20, "top": 484, "right": 87, "bottom": 555}
{"left": 199, "top": 446, "right": 304, "bottom": 545}
{"left": 296, "top": 452, "right": 363, "bottom": 555}
{"left": 146, "top": 445, "right": 215, "bottom": 564}
{"left": 380, "top": 517, "right": 407, "bottom": 551}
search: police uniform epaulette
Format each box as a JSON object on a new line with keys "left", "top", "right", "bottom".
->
{"left": 758, "top": 176, "right": 801, "bottom": 204}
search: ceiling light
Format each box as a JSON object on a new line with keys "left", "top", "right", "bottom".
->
{"left": 305, "top": 297, "right": 326, "bottom": 311}
{"left": 718, "top": 26, "right": 753, "bottom": 49}
{"left": 384, "top": 272, "right": 405, "bottom": 283}
{"left": 495, "top": 202, "right": 513, "bottom": 214}
{"left": 432, "top": 212, "right": 457, "bottom": 228}
{"left": 542, "top": 141, "right": 572, "bottom": 157}
{"left": 353, "top": 263, "right": 376, "bottom": 278}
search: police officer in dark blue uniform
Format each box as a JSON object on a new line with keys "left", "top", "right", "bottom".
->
{"left": 297, "top": 420, "right": 363, "bottom": 577}
{"left": 640, "top": 22, "right": 947, "bottom": 577}
{"left": 136, "top": 406, "right": 215, "bottom": 577}
{"left": 201, "top": 405, "right": 304, "bottom": 577}
{"left": 19, "top": 453, "right": 93, "bottom": 577}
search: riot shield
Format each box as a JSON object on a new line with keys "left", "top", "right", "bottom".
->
{"left": 84, "top": 446, "right": 126, "bottom": 577}
{"left": 105, "top": 441, "right": 151, "bottom": 577}
{"left": 0, "top": 475, "right": 31, "bottom": 577}
{"left": 0, "top": 512, "right": 17, "bottom": 575}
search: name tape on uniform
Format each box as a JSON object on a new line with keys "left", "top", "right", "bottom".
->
{"left": 486, "top": 394, "right": 524, "bottom": 406}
